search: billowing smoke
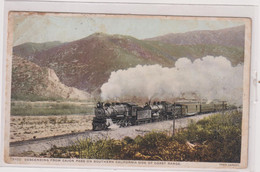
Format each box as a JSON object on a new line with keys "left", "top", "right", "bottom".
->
{"left": 101, "top": 56, "right": 243, "bottom": 105}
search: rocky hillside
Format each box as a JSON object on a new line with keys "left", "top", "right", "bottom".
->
{"left": 12, "top": 25, "right": 245, "bottom": 95}
{"left": 11, "top": 56, "right": 90, "bottom": 101}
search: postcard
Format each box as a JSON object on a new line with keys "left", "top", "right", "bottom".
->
{"left": 3, "top": 11, "right": 251, "bottom": 169}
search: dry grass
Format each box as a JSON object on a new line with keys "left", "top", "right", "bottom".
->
{"left": 11, "top": 101, "right": 94, "bottom": 116}
{"left": 10, "top": 114, "right": 94, "bottom": 142}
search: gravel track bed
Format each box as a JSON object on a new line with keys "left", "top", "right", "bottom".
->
{"left": 10, "top": 113, "right": 216, "bottom": 156}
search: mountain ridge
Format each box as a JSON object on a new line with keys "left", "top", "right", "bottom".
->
{"left": 13, "top": 41, "right": 63, "bottom": 59}
{"left": 12, "top": 25, "right": 245, "bottom": 97}
{"left": 146, "top": 25, "right": 245, "bottom": 48}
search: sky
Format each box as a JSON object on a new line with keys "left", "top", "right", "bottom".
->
{"left": 11, "top": 12, "right": 246, "bottom": 46}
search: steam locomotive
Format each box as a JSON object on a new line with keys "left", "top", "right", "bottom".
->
{"left": 92, "top": 101, "right": 228, "bottom": 131}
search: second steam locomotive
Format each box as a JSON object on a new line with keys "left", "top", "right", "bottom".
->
{"left": 92, "top": 101, "right": 228, "bottom": 131}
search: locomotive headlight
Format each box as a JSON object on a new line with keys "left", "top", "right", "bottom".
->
{"left": 95, "top": 108, "right": 104, "bottom": 117}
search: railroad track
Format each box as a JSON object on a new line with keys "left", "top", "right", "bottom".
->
{"left": 9, "top": 112, "right": 225, "bottom": 156}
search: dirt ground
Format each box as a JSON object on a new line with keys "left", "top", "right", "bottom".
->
{"left": 10, "top": 115, "right": 94, "bottom": 142}
{"left": 9, "top": 113, "right": 219, "bottom": 156}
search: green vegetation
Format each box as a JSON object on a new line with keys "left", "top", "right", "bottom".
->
{"left": 11, "top": 93, "right": 65, "bottom": 102}
{"left": 174, "top": 111, "right": 242, "bottom": 162}
{"left": 13, "top": 41, "right": 62, "bottom": 58}
{"left": 11, "top": 101, "right": 94, "bottom": 116}
{"left": 11, "top": 93, "right": 91, "bottom": 102}
{"left": 40, "top": 111, "right": 242, "bottom": 162}
{"left": 146, "top": 41, "right": 244, "bottom": 66}
{"left": 12, "top": 32, "right": 244, "bottom": 95}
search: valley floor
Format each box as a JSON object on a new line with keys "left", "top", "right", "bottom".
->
{"left": 10, "top": 114, "right": 94, "bottom": 142}
{"left": 10, "top": 112, "right": 219, "bottom": 156}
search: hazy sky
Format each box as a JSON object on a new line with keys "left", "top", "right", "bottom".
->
{"left": 12, "top": 13, "right": 246, "bottom": 46}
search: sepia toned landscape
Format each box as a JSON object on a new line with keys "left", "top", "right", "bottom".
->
{"left": 6, "top": 12, "right": 251, "bottom": 168}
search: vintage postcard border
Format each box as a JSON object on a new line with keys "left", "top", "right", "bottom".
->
{"left": 3, "top": 11, "right": 252, "bottom": 169}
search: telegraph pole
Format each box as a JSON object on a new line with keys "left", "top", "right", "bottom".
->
{"left": 222, "top": 101, "right": 225, "bottom": 115}
{"left": 172, "top": 103, "right": 176, "bottom": 137}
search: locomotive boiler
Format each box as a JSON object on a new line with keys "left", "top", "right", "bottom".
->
{"left": 92, "top": 101, "right": 228, "bottom": 131}
{"left": 92, "top": 102, "right": 154, "bottom": 131}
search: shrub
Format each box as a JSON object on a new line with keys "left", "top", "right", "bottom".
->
{"left": 41, "top": 111, "right": 242, "bottom": 162}
{"left": 174, "top": 111, "right": 242, "bottom": 162}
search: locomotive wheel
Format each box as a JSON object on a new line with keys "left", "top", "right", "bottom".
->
{"left": 119, "top": 120, "right": 127, "bottom": 127}
{"left": 92, "top": 123, "right": 106, "bottom": 131}
{"left": 148, "top": 120, "right": 152, "bottom": 123}
{"left": 126, "top": 120, "right": 132, "bottom": 126}
{"left": 117, "top": 120, "right": 123, "bottom": 128}
{"left": 117, "top": 119, "right": 132, "bottom": 128}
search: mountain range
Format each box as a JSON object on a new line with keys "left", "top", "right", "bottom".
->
{"left": 12, "top": 25, "right": 245, "bottom": 100}
{"left": 147, "top": 25, "right": 245, "bottom": 48}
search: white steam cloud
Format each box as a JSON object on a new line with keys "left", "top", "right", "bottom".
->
{"left": 101, "top": 56, "right": 243, "bottom": 105}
